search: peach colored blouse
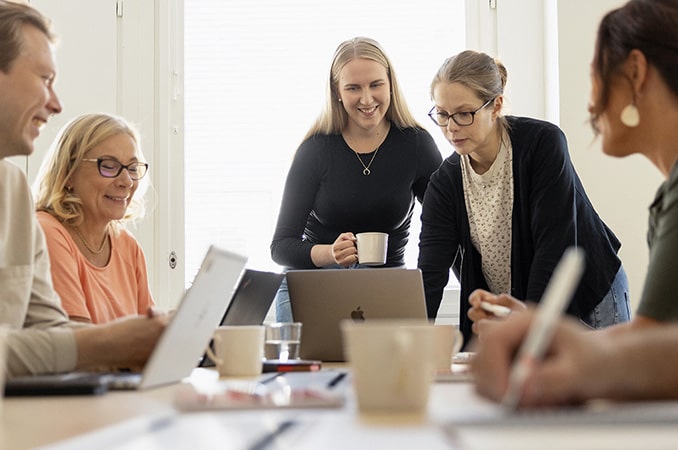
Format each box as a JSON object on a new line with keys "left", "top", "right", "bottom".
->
{"left": 37, "top": 211, "right": 154, "bottom": 324}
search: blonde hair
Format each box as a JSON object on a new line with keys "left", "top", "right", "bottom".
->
{"left": 431, "top": 50, "right": 509, "bottom": 132}
{"left": 33, "top": 113, "right": 148, "bottom": 232}
{"left": 304, "top": 36, "right": 420, "bottom": 141}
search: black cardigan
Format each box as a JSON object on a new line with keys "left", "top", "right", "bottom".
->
{"left": 417, "top": 116, "right": 622, "bottom": 342}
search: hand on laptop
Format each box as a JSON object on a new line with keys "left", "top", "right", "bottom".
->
{"left": 468, "top": 289, "right": 526, "bottom": 335}
{"left": 73, "top": 313, "right": 169, "bottom": 372}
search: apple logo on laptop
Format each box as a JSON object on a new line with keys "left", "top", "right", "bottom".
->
{"left": 351, "top": 306, "right": 365, "bottom": 321}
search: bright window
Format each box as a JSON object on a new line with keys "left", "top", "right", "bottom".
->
{"left": 184, "top": 0, "right": 466, "bottom": 288}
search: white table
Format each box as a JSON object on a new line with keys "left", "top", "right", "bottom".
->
{"left": 4, "top": 367, "right": 678, "bottom": 450}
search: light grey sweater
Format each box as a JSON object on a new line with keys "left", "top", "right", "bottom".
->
{"left": 0, "top": 159, "right": 84, "bottom": 377}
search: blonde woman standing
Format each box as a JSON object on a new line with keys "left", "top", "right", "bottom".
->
{"left": 270, "top": 37, "right": 442, "bottom": 321}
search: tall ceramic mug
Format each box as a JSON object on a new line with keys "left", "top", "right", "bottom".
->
{"left": 433, "top": 324, "right": 464, "bottom": 373}
{"left": 341, "top": 319, "right": 436, "bottom": 415}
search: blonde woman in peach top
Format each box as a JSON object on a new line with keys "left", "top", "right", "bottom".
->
{"left": 33, "top": 113, "right": 154, "bottom": 323}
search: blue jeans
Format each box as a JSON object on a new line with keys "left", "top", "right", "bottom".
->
{"left": 274, "top": 273, "right": 294, "bottom": 323}
{"left": 274, "top": 263, "right": 397, "bottom": 322}
{"left": 580, "top": 266, "right": 631, "bottom": 328}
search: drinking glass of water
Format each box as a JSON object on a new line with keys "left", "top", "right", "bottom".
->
{"left": 264, "top": 322, "right": 302, "bottom": 361}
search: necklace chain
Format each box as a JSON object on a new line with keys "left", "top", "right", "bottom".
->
{"left": 344, "top": 125, "right": 389, "bottom": 176}
{"left": 353, "top": 146, "right": 381, "bottom": 176}
{"left": 73, "top": 226, "right": 108, "bottom": 255}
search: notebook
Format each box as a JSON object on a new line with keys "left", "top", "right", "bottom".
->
{"left": 287, "top": 268, "right": 428, "bottom": 362}
{"left": 4, "top": 245, "right": 247, "bottom": 395}
{"left": 198, "top": 268, "right": 284, "bottom": 367}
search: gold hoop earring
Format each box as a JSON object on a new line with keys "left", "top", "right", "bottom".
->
{"left": 620, "top": 103, "right": 640, "bottom": 127}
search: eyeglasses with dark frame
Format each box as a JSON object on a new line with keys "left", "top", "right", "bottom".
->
{"left": 81, "top": 158, "right": 149, "bottom": 180}
{"left": 428, "top": 98, "right": 495, "bottom": 127}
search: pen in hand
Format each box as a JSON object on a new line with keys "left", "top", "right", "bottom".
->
{"left": 480, "top": 301, "right": 511, "bottom": 318}
{"left": 501, "top": 247, "right": 585, "bottom": 410}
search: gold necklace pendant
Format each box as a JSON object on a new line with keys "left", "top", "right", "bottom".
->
{"left": 73, "top": 226, "right": 108, "bottom": 254}
{"left": 344, "top": 126, "right": 388, "bottom": 176}
{"left": 354, "top": 146, "right": 380, "bottom": 176}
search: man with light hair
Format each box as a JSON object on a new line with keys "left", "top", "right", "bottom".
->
{"left": 0, "top": 0, "right": 166, "bottom": 377}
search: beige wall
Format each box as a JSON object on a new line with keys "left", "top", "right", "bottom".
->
{"left": 557, "top": 0, "right": 662, "bottom": 313}
{"left": 484, "top": 0, "right": 658, "bottom": 314}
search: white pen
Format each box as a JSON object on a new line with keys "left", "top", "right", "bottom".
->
{"left": 480, "top": 301, "right": 511, "bottom": 318}
{"left": 501, "top": 247, "right": 586, "bottom": 410}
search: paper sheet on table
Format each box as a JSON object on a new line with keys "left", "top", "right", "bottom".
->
{"left": 174, "top": 370, "right": 348, "bottom": 411}
{"left": 174, "top": 386, "right": 345, "bottom": 411}
{"left": 39, "top": 412, "right": 314, "bottom": 450}
{"left": 446, "top": 400, "right": 678, "bottom": 427}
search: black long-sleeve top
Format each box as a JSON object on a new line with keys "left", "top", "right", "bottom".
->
{"left": 418, "top": 116, "right": 622, "bottom": 341}
{"left": 271, "top": 126, "right": 442, "bottom": 269}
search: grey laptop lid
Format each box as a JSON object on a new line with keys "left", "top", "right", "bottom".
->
{"left": 287, "top": 268, "right": 428, "bottom": 362}
{"left": 138, "top": 245, "right": 247, "bottom": 389}
{"left": 198, "top": 268, "right": 284, "bottom": 367}
{"left": 220, "top": 269, "right": 284, "bottom": 326}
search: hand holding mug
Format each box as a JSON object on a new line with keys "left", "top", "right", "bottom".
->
{"left": 331, "top": 232, "right": 358, "bottom": 267}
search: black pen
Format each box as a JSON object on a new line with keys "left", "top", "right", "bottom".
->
{"left": 259, "top": 372, "right": 284, "bottom": 384}
{"left": 248, "top": 420, "right": 296, "bottom": 450}
{"left": 326, "top": 371, "right": 347, "bottom": 389}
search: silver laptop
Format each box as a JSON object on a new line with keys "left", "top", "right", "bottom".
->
{"left": 5, "top": 245, "right": 248, "bottom": 395}
{"left": 287, "top": 268, "right": 428, "bottom": 362}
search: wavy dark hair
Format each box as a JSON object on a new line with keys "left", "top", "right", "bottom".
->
{"left": 592, "top": 0, "right": 678, "bottom": 117}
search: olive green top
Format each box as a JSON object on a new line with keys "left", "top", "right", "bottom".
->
{"left": 637, "top": 160, "right": 678, "bottom": 321}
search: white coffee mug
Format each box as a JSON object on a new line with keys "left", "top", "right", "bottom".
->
{"left": 205, "top": 325, "right": 265, "bottom": 377}
{"left": 433, "top": 324, "right": 464, "bottom": 372}
{"left": 355, "top": 232, "right": 388, "bottom": 266}
{"left": 341, "top": 319, "right": 435, "bottom": 415}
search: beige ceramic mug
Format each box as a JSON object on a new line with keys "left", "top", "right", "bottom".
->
{"left": 355, "top": 232, "right": 388, "bottom": 266}
{"left": 205, "top": 325, "right": 265, "bottom": 377}
{"left": 433, "top": 324, "right": 464, "bottom": 373}
{"left": 341, "top": 319, "right": 435, "bottom": 416}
